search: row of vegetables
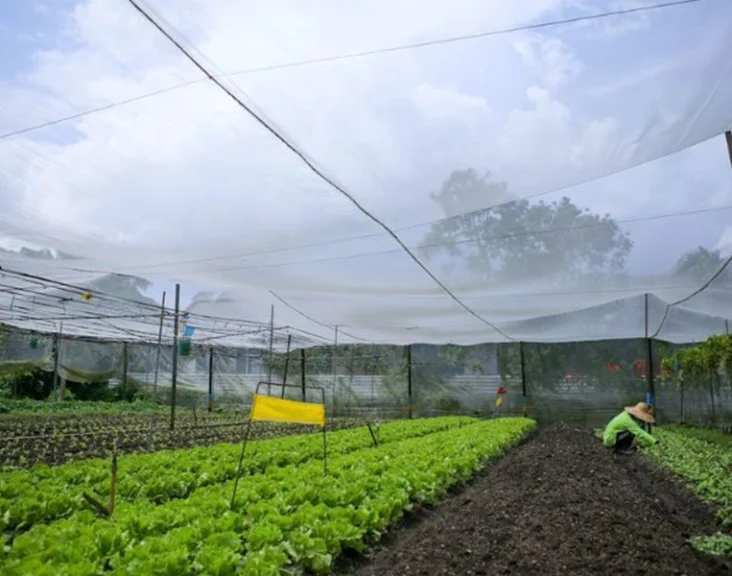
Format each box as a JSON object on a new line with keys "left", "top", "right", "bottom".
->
{"left": 0, "top": 399, "right": 167, "bottom": 417}
{"left": 0, "top": 416, "right": 471, "bottom": 532}
{"left": 647, "top": 426, "right": 732, "bottom": 556}
{"left": 0, "top": 417, "right": 536, "bottom": 575}
{"left": 0, "top": 411, "right": 362, "bottom": 469}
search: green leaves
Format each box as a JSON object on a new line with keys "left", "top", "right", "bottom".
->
{"left": 0, "top": 417, "right": 470, "bottom": 531}
{"left": 690, "top": 533, "right": 732, "bottom": 556}
{"left": 420, "top": 168, "right": 632, "bottom": 281}
{"left": 662, "top": 333, "right": 732, "bottom": 381}
{"left": 648, "top": 428, "right": 732, "bottom": 529}
{"left": 0, "top": 417, "right": 535, "bottom": 574}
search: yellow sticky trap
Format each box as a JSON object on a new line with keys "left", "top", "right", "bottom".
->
{"left": 80, "top": 291, "right": 93, "bottom": 301}
{"left": 495, "top": 396, "right": 503, "bottom": 407}
{"left": 250, "top": 394, "right": 325, "bottom": 427}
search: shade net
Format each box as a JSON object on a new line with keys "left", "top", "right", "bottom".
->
{"left": 3, "top": 321, "right": 731, "bottom": 430}
{"left": 0, "top": 0, "right": 731, "bottom": 348}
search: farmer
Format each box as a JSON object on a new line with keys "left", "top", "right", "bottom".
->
{"left": 603, "top": 401, "right": 659, "bottom": 454}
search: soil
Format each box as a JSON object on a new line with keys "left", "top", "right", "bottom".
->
{"left": 0, "top": 414, "right": 361, "bottom": 468}
{"left": 347, "top": 426, "right": 731, "bottom": 576}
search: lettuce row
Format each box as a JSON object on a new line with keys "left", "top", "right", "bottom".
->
{"left": 0, "top": 416, "right": 468, "bottom": 532}
{"left": 0, "top": 417, "right": 535, "bottom": 575}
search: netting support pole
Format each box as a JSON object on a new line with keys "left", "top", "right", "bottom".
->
{"left": 122, "top": 341, "right": 129, "bottom": 394}
{"left": 52, "top": 332, "right": 60, "bottom": 401}
{"left": 208, "top": 346, "right": 214, "bottom": 413}
{"left": 300, "top": 348, "right": 306, "bottom": 401}
{"left": 644, "top": 293, "right": 656, "bottom": 433}
{"left": 152, "top": 291, "right": 166, "bottom": 401}
{"left": 281, "top": 334, "right": 292, "bottom": 398}
{"left": 170, "top": 283, "right": 181, "bottom": 431}
{"left": 725, "top": 319, "right": 729, "bottom": 335}
{"left": 519, "top": 341, "right": 527, "bottom": 417}
{"left": 332, "top": 326, "right": 338, "bottom": 409}
{"left": 267, "top": 304, "right": 274, "bottom": 394}
{"left": 407, "top": 345, "right": 413, "bottom": 419}
{"left": 679, "top": 373, "right": 685, "bottom": 424}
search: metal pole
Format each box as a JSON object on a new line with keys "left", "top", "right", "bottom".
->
{"left": 644, "top": 293, "right": 656, "bottom": 432}
{"left": 300, "top": 348, "right": 306, "bottom": 401}
{"left": 267, "top": 304, "right": 274, "bottom": 393}
{"left": 322, "top": 421, "right": 328, "bottom": 476}
{"left": 679, "top": 374, "right": 685, "bottom": 424}
{"left": 208, "top": 346, "right": 214, "bottom": 412}
{"left": 152, "top": 291, "right": 166, "bottom": 401}
{"left": 407, "top": 345, "right": 413, "bottom": 419}
{"left": 281, "top": 334, "right": 292, "bottom": 398}
{"left": 122, "top": 341, "right": 129, "bottom": 395}
{"left": 332, "top": 326, "right": 338, "bottom": 409}
{"left": 321, "top": 387, "right": 328, "bottom": 475}
{"left": 726, "top": 319, "right": 729, "bottom": 335}
{"left": 52, "top": 332, "right": 60, "bottom": 401}
{"left": 519, "top": 341, "right": 527, "bottom": 417}
{"left": 710, "top": 373, "right": 717, "bottom": 422}
{"left": 230, "top": 417, "right": 253, "bottom": 509}
{"left": 170, "top": 284, "right": 180, "bottom": 431}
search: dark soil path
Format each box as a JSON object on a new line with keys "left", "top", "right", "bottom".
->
{"left": 348, "top": 426, "right": 731, "bottom": 576}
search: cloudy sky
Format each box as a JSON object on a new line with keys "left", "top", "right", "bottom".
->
{"left": 1, "top": 0, "right": 731, "bottom": 344}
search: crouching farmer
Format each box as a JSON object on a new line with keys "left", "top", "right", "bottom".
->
{"left": 603, "top": 401, "right": 659, "bottom": 454}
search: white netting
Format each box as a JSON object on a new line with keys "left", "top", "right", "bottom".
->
{"left": 0, "top": 0, "right": 731, "bottom": 347}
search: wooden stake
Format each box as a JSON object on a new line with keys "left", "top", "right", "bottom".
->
{"left": 109, "top": 441, "right": 118, "bottom": 515}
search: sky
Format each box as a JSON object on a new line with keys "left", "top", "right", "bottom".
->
{"left": 0, "top": 0, "right": 732, "bottom": 345}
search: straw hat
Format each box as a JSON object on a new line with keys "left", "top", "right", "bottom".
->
{"left": 625, "top": 401, "right": 656, "bottom": 424}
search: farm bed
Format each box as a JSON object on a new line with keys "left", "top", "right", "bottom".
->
{"left": 0, "top": 416, "right": 534, "bottom": 575}
{"left": 0, "top": 399, "right": 166, "bottom": 416}
{"left": 0, "top": 416, "right": 470, "bottom": 530}
{"left": 0, "top": 411, "right": 363, "bottom": 469}
{"left": 644, "top": 426, "right": 732, "bottom": 556}
{"left": 350, "top": 426, "right": 731, "bottom": 576}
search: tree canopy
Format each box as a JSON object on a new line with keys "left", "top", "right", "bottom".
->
{"left": 420, "top": 169, "right": 633, "bottom": 281}
{"left": 673, "top": 246, "right": 727, "bottom": 280}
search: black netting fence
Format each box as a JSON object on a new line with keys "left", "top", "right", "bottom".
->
{"left": 1, "top": 323, "right": 731, "bottom": 430}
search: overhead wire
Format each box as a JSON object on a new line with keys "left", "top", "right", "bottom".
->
{"left": 0, "top": 0, "right": 710, "bottom": 142}
{"left": 268, "top": 290, "right": 367, "bottom": 343}
{"left": 650, "top": 132, "right": 732, "bottom": 338}
{"left": 124, "top": 0, "right": 515, "bottom": 341}
{"left": 43, "top": 203, "right": 732, "bottom": 277}
{"left": 0, "top": 269, "right": 333, "bottom": 349}
{"left": 0, "top": 0, "right": 722, "bottom": 347}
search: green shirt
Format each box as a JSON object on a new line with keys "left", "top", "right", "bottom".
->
{"left": 603, "top": 411, "right": 657, "bottom": 448}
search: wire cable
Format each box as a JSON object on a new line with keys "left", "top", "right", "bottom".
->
{"left": 49, "top": 203, "right": 732, "bottom": 277}
{"left": 268, "top": 290, "right": 367, "bottom": 342}
{"left": 651, "top": 253, "right": 732, "bottom": 338}
{"left": 0, "top": 0, "right": 709, "bottom": 144}
{"left": 124, "top": 0, "right": 514, "bottom": 340}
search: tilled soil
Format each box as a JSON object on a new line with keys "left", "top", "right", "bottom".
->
{"left": 349, "top": 426, "right": 731, "bottom": 576}
{"left": 0, "top": 416, "right": 361, "bottom": 468}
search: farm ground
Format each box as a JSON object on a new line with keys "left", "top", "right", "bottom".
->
{"left": 0, "top": 411, "right": 362, "bottom": 468}
{"left": 348, "top": 426, "right": 732, "bottom": 576}
{"left": 0, "top": 417, "right": 534, "bottom": 574}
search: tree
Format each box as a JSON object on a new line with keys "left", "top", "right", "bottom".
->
{"left": 674, "top": 246, "right": 726, "bottom": 280}
{"left": 416, "top": 169, "right": 638, "bottom": 402}
{"left": 420, "top": 169, "right": 633, "bottom": 281}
